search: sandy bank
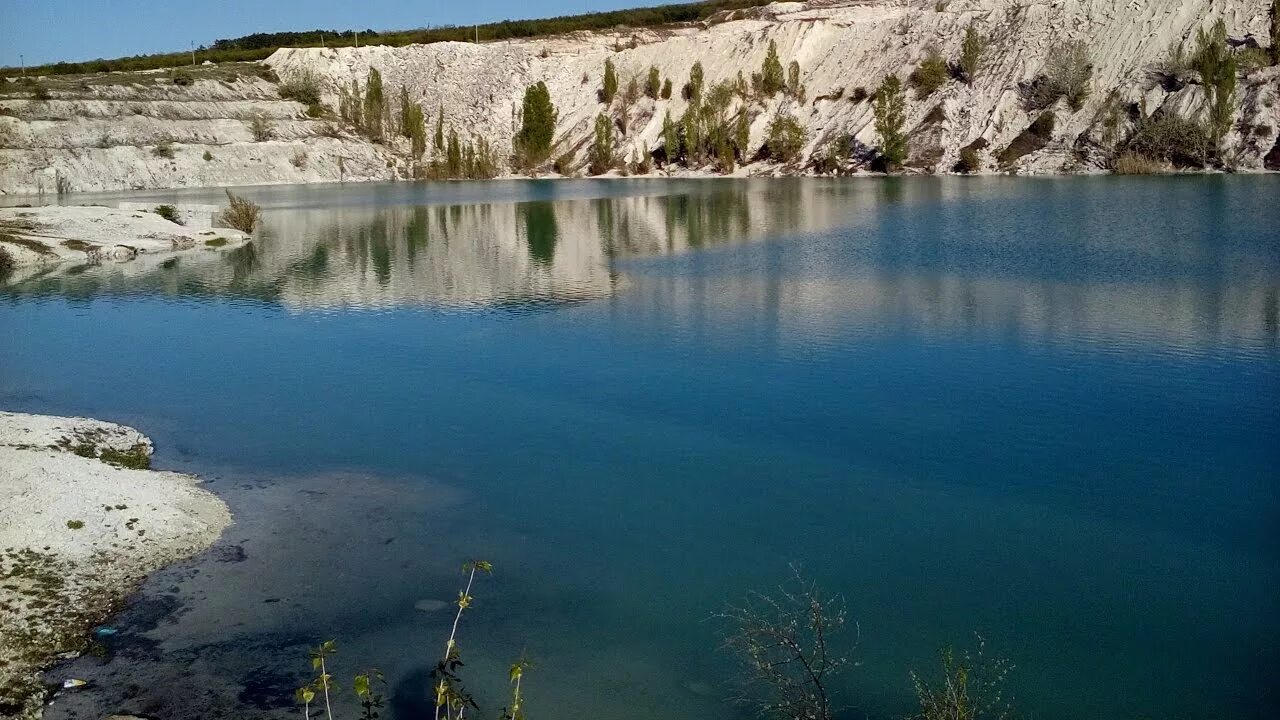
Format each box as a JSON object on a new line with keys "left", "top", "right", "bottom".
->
{"left": 0, "top": 412, "right": 231, "bottom": 720}
{"left": 0, "top": 205, "right": 248, "bottom": 271}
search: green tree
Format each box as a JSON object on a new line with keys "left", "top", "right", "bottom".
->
{"left": 686, "top": 61, "right": 704, "bottom": 101}
{"left": 434, "top": 106, "right": 444, "bottom": 153}
{"left": 399, "top": 85, "right": 412, "bottom": 137}
{"left": 602, "top": 58, "right": 618, "bottom": 103}
{"left": 910, "top": 49, "right": 949, "bottom": 98}
{"left": 589, "top": 113, "right": 615, "bottom": 174}
{"left": 1044, "top": 40, "right": 1092, "bottom": 110}
{"left": 1194, "top": 19, "right": 1238, "bottom": 148}
{"left": 662, "top": 110, "right": 679, "bottom": 165}
{"left": 764, "top": 113, "right": 805, "bottom": 162}
{"left": 761, "top": 40, "right": 784, "bottom": 95}
{"left": 362, "top": 67, "right": 385, "bottom": 141}
{"left": 682, "top": 104, "right": 704, "bottom": 164}
{"left": 661, "top": 78, "right": 673, "bottom": 99}
{"left": 517, "top": 81, "right": 558, "bottom": 167}
{"left": 873, "top": 74, "right": 907, "bottom": 170}
{"left": 734, "top": 111, "right": 750, "bottom": 161}
{"left": 406, "top": 104, "right": 426, "bottom": 158}
{"left": 447, "top": 128, "right": 462, "bottom": 176}
{"left": 786, "top": 60, "right": 803, "bottom": 100}
{"left": 958, "top": 24, "right": 987, "bottom": 84}
{"left": 1272, "top": 2, "right": 1279, "bottom": 65}
{"left": 646, "top": 66, "right": 661, "bottom": 99}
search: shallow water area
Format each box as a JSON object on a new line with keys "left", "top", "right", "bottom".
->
{"left": 2, "top": 176, "right": 1277, "bottom": 720}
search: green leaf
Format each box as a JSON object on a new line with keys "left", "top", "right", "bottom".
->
{"left": 354, "top": 673, "right": 370, "bottom": 697}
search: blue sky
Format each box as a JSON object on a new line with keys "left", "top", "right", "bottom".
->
{"left": 0, "top": 0, "right": 672, "bottom": 66}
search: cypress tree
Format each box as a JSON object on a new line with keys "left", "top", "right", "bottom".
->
{"left": 589, "top": 113, "right": 614, "bottom": 174}
{"left": 518, "top": 81, "right": 558, "bottom": 167}
{"left": 434, "top": 107, "right": 445, "bottom": 153}
{"left": 602, "top": 58, "right": 618, "bottom": 103}
{"left": 873, "top": 74, "right": 907, "bottom": 170}
{"left": 362, "top": 67, "right": 384, "bottom": 141}
{"left": 761, "top": 40, "right": 784, "bottom": 96}
{"left": 662, "top": 110, "right": 678, "bottom": 165}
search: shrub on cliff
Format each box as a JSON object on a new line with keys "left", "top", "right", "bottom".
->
{"left": 954, "top": 138, "right": 987, "bottom": 173}
{"left": 1192, "top": 20, "right": 1237, "bottom": 146}
{"left": 0, "top": 246, "right": 14, "bottom": 277}
{"left": 1124, "top": 111, "right": 1212, "bottom": 167}
{"left": 517, "top": 81, "right": 557, "bottom": 168}
{"left": 363, "top": 67, "right": 385, "bottom": 141}
{"left": 219, "top": 190, "right": 261, "bottom": 233}
{"left": 787, "top": 60, "right": 805, "bottom": 102}
{"left": 661, "top": 78, "right": 673, "bottom": 99}
{"left": 601, "top": 58, "right": 619, "bottom": 104}
{"left": 684, "top": 61, "right": 705, "bottom": 102}
{"left": 279, "top": 70, "right": 322, "bottom": 106}
{"left": 958, "top": 24, "right": 987, "bottom": 84}
{"left": 1040, "top": 41, "right": 1093, "bottom": 110}
{"left": 1111, "top": 152, "right": 1165, "bottom": 175}
{"left": 248, "top": 113, "right": 275, "bottom": 141}
{"left": 1272, "top": 1, "right": 1279, "bottom": 65}
{"left": 662, "top": 110, "right": 679, "bottom": 165}
{"left": 646, "top": 66, "right": 662, "bottom": 99}
{"left": 589, "top": 113, "right": 615, "bottom": 175}
{"left": 910, "top": 49, "right": 949, "bottom": 99}
{"left": 873, "top": 74, "right": 907, "bottom": 170}
{"left": 761, "top": 40, "right": 785, "bottom": 96}
{"left": 764, "top": 113, "right": 805, "bottom": 162}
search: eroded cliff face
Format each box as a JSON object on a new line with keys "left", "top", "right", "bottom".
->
{"left": 2, "top": 0, "right": 1277, "bottom": 193}
{"left": 0, "top": 65, "right": 400, "bottom": 194}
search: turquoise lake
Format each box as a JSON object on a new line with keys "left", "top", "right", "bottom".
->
{"left": 2, "top": 177, "right": 1277, "bottom": 719}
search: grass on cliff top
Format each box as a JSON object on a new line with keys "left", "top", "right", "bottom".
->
{"left": 0, "top": 63, "right": 273, "bottom": 96}
{"left": 3, "top": 0, "right": 771, "bottom": 77}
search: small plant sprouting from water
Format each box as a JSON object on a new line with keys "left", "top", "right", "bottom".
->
{"left": 433, "top": 559, "right": 493, "bottom": 720}
{"left": 293, "top": 559, "right": 532, "bottom": 720}
{"left": 354, "top": 668, "right": 386, "bottom": 720}
{"left": 911, "top": 635, "right": 1014, "bottom": 720}
{"left": 304, "top": 639, "right": 338, "bottom": 720}
{"left": 501, "top": 657, "right": 532, "bottom": 720}
{"left": 718, "top": 565, "right": 852, "bottom": 720}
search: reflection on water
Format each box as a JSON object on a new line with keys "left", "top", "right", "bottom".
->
{"left": 3, "top": 176, "right": 1279, "bottom": 720}
{"left": 9, "top": 177, "right": 1275, "bottom": 352}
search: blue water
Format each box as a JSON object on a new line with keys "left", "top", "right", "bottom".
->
{"left": 3, "top": 177, "right": 1278, "bottom": 720}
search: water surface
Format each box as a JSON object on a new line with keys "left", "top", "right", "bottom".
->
{"left": 2, "top": 177, "right": 1277, "bottom": 720}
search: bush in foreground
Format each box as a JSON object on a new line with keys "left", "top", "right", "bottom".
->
{"left": 219, "top": 190, "right": 261, "bottom": 233}
{"left": 1112, "top": 152, "right": 1166, "bottom": 175}
{"left": 153, "top": 204, "right": 183, "bottom": 224}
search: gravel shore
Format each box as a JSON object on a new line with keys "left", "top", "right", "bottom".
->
{"left": 0, "top": 411, "right": 230, "bottom": 720}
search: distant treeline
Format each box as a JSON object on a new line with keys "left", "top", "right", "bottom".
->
{"left": 4, "top": 0, "right": 771, "bottom": 77}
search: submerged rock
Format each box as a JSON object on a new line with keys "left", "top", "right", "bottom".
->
{"left": 413, "top": 598, "right": 450, "bottom": 613}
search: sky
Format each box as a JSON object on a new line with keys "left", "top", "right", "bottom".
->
{"left": 0, "top": 0, "right": 677, "bottom": 67}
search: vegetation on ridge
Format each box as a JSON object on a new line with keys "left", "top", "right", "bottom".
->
{"left": 3, "top": 0, "right": 773, "bottom": 77}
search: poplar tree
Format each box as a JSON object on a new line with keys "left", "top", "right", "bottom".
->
{"left": 518, "top": 81, "right": 558, "bottom": 167}
{"left": 873, "top": 74, "right": 907, "bottom": 170}
{"left": 761, "top": 40, "right": 784, "bottom": 96}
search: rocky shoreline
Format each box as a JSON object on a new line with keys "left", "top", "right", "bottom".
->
{"left": 0, "top": 205, "right": 249, "bottom": 285}
{"left": 0, "top": 412, "right": 231, "bottom": 720}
